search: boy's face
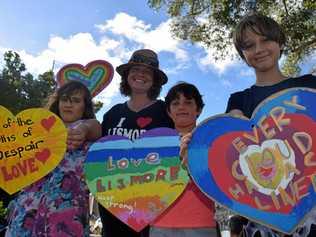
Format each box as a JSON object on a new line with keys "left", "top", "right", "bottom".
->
{"left": 168, "top": 93, "right": 201, "bottom": 129}
{"left": 241, "top": 29, "right": 281, "bottom": 72}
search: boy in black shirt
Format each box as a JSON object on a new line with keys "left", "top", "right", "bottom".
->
{"left": 226, "top": 13, "right": 316, "bottom": 237}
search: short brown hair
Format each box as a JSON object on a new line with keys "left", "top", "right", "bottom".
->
{"left": 233, "top": 13, "right": 286, "bottom": 61}
{"left": 165, "top": 82, "right": 204, "bottom": 113}
{"left": 119, "top": 69, "right": 163, "bottom": 100}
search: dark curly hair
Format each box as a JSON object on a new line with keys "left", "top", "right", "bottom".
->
{"left": 233, "top": 13, "right": 286, "bottom": 61}
{"left": 119, "top": 69, "right": 163, "bottom": 100}
{"left": 47, "top": 81, "right": 95, "bottom": 120}
{"left": 165, "top": 82, "right": 204, "bottom": 113}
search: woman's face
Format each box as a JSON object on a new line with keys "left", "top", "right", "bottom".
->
{"left": 241, "top": 29, "right": 281, "bottom": 73}
{"left": 127, "top": 65, "right": 154, "bottom": 95}
{"left": 58, "top": 91, "right": 85, "bottom": 124}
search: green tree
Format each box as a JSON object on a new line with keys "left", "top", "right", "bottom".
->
{"left": 148, "top": 0, "right": 316, "bottom": 76}
{"left": 0, "top": 51, "right": 56, "bottom": 114}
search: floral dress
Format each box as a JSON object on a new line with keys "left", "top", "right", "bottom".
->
{"left": 5, "top": 124, "right": 90, "bottom": 237}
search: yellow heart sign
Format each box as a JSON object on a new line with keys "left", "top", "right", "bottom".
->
{"left": 0, "top": 106, "right": 67, "bottom": 194}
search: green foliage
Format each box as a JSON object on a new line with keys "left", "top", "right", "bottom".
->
{"left": 0, "top": 201, "right": 6, "bottom": 219}
{"left": 0, "top": 51, "right": 56, "bottom": 114}
{"left": 148, "top": 0, "right": 316, "bottom": 76}
{"left": 0, "top": 51, "right": 103, "bottom": 114}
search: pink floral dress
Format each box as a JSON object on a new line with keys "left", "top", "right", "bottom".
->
{"left": 5, "top": 123, "right": 90, "bottom": 237}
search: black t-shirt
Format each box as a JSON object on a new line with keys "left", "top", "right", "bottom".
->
{"left": 102, "top": 100, "right": 174, "bottom": 139}
{"left": 100, "top": 100, "right": 174, "bottom": 237}
{"left": 226, "top": 74, "right": 316, "bottom": 118}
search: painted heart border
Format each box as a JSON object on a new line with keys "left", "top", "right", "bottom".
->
{"left": 57, "top": 60, "right": 114, "bottom": 97}
{"left": 188, "top": 88, "right": 316, "bottom": 234}
{"left": 84, "top": 128, "right": 189, "bottom": 232}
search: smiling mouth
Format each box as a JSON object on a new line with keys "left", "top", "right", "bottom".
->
{"left": 134, "top": 78, "right": 147, "bottom": 84}
{"left": 256, "top": 55, "right": 269, "bottom": 62}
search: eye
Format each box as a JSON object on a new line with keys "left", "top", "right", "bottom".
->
{"left": 60, "top": 95, "right": 69, "bottom": 102}
{"left": 184, "top": 100, "right": 194, "bottom": 105}
{"left": 242, "top": 42, "right": 254, "bottom": 50}
{"left": 71, "top": 97, "right": 83, "bottom": 104}
{"left": 171, "top": 100, "right": 180, "bottom": 106}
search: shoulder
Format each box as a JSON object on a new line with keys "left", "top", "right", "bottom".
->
{"left": 227, "top": 88, "right": 252, "bottom": 104}
{"left": 226, "top": 88, "right": 252, "bottom": 113}
{"left": 155, "top": 99, "right": 167, "bottom": 108}
{"left": 294, "top": 74, "right": 316, "bottom": 80}
{"left": 287, "top": 74, "right": 316, "bottom": 88}
{"left": 103, "top": 103, "right": 126, "bottom": 116}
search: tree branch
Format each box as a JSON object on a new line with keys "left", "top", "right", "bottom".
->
{"left": 292, "top": 38, "right": 316, "bottom": 53}
{"left": 282, "top": 0, "right": 289, "bottom": 16}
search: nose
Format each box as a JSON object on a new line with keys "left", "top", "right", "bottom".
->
{"left": 255, "top": 41, "right": 264, "bottom": 53}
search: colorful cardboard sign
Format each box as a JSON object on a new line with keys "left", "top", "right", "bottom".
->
{"left": 84, "top": 128, "right": 189, "bottom": 232}
{"left": 0, "top": 106, "right": 67, "bottom": 194}
{"left": 188, "top": 88, "right": 316, "bottom": 234}
{"left": 56, "top": 60, "right": 114, "bottom": 97}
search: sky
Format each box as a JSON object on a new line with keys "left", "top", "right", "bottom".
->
{"left": 0, "top": 0, "right": 315, "bottom": 122}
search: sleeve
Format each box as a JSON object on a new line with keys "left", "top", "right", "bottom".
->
{"left": 225, "top": 92, "right": 245, "bottom": 113}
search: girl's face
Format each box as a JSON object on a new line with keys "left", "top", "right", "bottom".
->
{"left": 127, "top": 65, "right": 154, "bottom": 95}
{"left": 168, "top": 93, "right": 201, "bottom": 130}
{"left": 241, "top": 29, "right": 281, "bottom": 72}
{"left": 58, "top": 91, "right": 85, "bottom": 124}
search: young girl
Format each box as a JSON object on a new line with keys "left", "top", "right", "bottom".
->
{"left": 5, "top": 81, "right": 101, "bottom": 237}
{"left": 150, "top": 82, "right": 217, "bottom": 237}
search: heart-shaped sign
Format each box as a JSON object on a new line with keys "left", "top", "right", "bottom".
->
{"left": 84, "top": 128, "right": 189, "bottom": 232}
{"left": 56, "top": 60, "right": 114, "bottom": 97}
{"left": 188, "top": 88, "right": 316, "bottom": 234}
{"left": 0, "top": 106, "right": 67, "bottom": 194}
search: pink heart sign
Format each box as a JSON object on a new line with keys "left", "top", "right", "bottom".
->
{"left": 188, "top": 88, "right": 316, "bottom": 234}
{"left": 57, "top": 60, "right": 114, "bottom": 97}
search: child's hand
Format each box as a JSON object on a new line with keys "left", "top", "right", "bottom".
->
{"left": 67, "top": 123, "right": 88, "bottom": 150}
{"left": 179, "top": 132, "right": 192, "bottom": 167}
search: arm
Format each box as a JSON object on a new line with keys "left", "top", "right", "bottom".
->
{"left": 67, "top": 119, "right": 102, "bottom": 150}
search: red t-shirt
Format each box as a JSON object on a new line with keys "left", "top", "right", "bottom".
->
{"left": 153, "top": 181, "right": 216, "bottom": 228}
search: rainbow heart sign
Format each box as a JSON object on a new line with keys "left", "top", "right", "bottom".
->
{"left": 188, "top": 88, "right": 316, "bottom": 234}
{"left": 0, "top": 106, "right": 67, "bottom": 194}
{"left": 56, "top": 60, "right": 114, "bottom": 97}
{"left": 84, "top": 128, "right": 189, "bottom": 232}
